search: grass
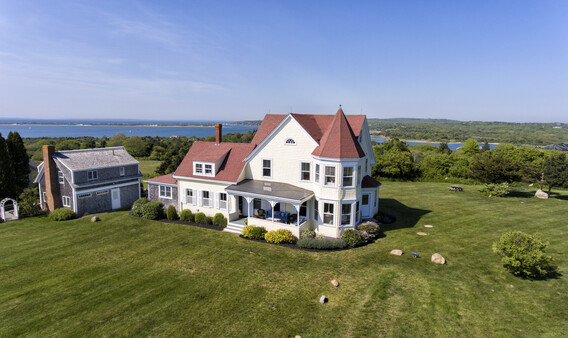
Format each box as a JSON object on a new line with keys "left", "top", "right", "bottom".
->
{"left": 137, "top": 159, "right": 161, "bottom": 189}
{"left": 1, "top": 182, "right": 567, "bottom": 336}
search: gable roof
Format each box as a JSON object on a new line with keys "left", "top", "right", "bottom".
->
{"left": 311, "top": 108, "right": 366, "bottom": 159}
{"left": 52, "top": 146, "right": 138, "bottom": 171}
{"left": 146, "top": 173, "right": 177, "bottom": 186}
{"left": 174, "top": 141, "right": 255, "bottom": 183}
{"left": 250, "top": 111, "right": 367, "bottom": 158}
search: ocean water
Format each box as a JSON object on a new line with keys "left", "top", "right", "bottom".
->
{"left": 0, "top": 120, "right": 257, "bottom": 138}
{"left": 370, "top": 136, "right": 495, "bottom": 150}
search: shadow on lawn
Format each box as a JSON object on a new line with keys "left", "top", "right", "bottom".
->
{"left": 379, "top": 198, "right": 431, "bottom": 234}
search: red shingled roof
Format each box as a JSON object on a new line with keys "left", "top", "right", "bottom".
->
{"left": 146, "top": 173, "right": 177, "bottom": 185}
{"left": 361, "top": 175, "right": 381, "bottom": 188}
{"left": 311, "top": 108, "right": 366, "bottom": 159}
{"left": 174, "top": 141, "right": 255, "bottom": 182}
{"left": 251, "top": 112, "right": 366, "bottom": 147}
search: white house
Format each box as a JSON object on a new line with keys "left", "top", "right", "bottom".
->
{"left": 146, "top": 107, "right": 380, "bottom": 238}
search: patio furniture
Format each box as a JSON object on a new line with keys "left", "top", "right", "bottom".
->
{"left": 267, "top": 210, "right": 289, "bottom": 223}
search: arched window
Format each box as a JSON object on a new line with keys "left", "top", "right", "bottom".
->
{"left": 285, "top": 138, "right": 296, "bottom": 145}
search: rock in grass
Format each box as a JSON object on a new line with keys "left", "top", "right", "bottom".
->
{"left": 390, "top": 249, "right": 403, "bottom": 256}
{"left": 424, "top": 225, "right": 433, "bottom": 228}
{"left": 331, "top": 280, "right": 339, "bottom": 287}
{"left": 417, "top": 232, "right": 428, "bottom": 236}
{"left": 535, "top": 189, "right": 549, "bottom": 199}
{"left": 431, "top": 253, "right": 446, "bottom": 264}
{"left": 91, "top": 216, "right": 101, "bottom": 222}
{"left": 320, "top": 295, "right": 327, "bottom": 304}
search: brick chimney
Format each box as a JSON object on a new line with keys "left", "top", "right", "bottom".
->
{"left": 215, "top": 123, "right": 222, "bottom": 144}
{"left": 43, "top": 145, "right": 62, "bottom": 211}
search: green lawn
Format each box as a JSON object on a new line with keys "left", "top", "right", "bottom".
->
{"left": 137, "top": 159, "right": 161, "bottom": 189}
{"left": 1, "top": 182, "right": 567, "bottom": 336}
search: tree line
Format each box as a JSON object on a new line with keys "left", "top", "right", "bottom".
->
{"left": 372, "top": 138, "right": 568, "bottom": 193}
{"left": 0, "top": 132, "right": 31, "bottom": 199}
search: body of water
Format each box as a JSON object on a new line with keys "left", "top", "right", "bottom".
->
{"left": 370, "top": 136, "right": 495, "bottom": 150}
{"left": 0, "top": 121, "right": 257, "bottom": 138}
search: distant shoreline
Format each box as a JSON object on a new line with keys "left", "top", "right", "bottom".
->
{"left": 370, "top": 132, "right": 499, "bottom": 145}
{"left": 0, "top": 122, "right": 258, "bottom": 128}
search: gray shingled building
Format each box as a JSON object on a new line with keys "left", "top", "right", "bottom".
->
{"left": 35, "top": 146, "right": 142, "bottom": 216}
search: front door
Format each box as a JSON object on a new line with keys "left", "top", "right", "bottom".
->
{"left": 111, "top": 188, "right": 121, "bottom": 209}
{"left": 362, "top": 193, "right": 371, "bottom": 218}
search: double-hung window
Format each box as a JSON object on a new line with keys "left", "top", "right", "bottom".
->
{"left": 159, "top": 186, "right": 172, "bottom": 198}
{"left": 300, "top": 162, "right": 311, "bottom": 181}
{"left": 119, "top": 167, "right": 125, "bottom": 176}
{"left": 186, "top": 189, "right": 195, "bottom": 204}
{"left": 218, "top": 192, "right": 228, "bottom": 210}
{"left": 314, "top": 199, "right": 319, "bottom": 222}
{"left": 204, "top": 164, "right": 213, "bottom": 175}
{"left": 62, "top": 196, "right": 71, "bottom": 207}
{"left": 324, "top": 166, "right": 336, "bottom": 185}
{"left": 341, "top": 204, "right": 352, "bottom": 225}
{"left": 323, "top": 203, "right": 334, "bottom": 225}
{"left": 202, "top": 191, "right": 211, "bottom": 207}
{"left": 262, "top": 159, "right": 272, "bottom": 178}
{"left": 195, "top": 163, "right": 203, "bottom": 174}
{"left": 315, "top": 164, "right": 320, "bottom": 184}
{"left": 58, "top": 170, "right": 64, "bottom": 184}
{"left": 343, "top": 167, "right": 353, "bottom": 187}
{"left": 87, "top": 170, "right": 98, "bottom": 181}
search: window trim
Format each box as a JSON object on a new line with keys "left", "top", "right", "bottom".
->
{"left": 62, "top": 196, "right": 71, "bottom": 207}
{"left": 201, "top": 190, "right": 212, "bottom": 207}
{"left": 323, "top": 202, "right": 334, "bottom": 225}
{"left": 78, "top": 192, "right": 92, "bottom": 199}
{"left": 218, "top": 192, "right": 228, "bottom": 210}
{"left": 194, "top": 162, "right": 214, "bottom": 177}
{"left": 159, "top": 185, "right": 172, "bottom": 199}
{"left": 324, "top": 165, "right": 337, "bottom": 186}
{"left": 314, "top": 164, "right": 320, "bottom": 185}
{"left": 119, "top": 167, "right": 125, "bottom": 176}
{"left": 262, "top": 158, "right": 272, "bottom": 178}
{"left": 342, "top": 166, "right": 354, "bottom": 187}
{"left": 87, "top": 170, "right": 98, "bottom": 181}
{"left": 341, "top": 203, "right": 352, "bottom": 225}
{"left": 58, "top": 170, "right": 64, "bottom": 184}
{"left": 314, "top": 198, "right": 319, "bottom": 222}
{"left": 284, "top": 138, "right": 296, "bottom": 145}
{"left": 300, "top": 162, "right": 311, "bottom": 182}
{"left": 185, "top": 188, "right": 195, "bottom": 205}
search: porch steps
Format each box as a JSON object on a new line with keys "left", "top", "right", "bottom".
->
{"left": 224, "top": 222, "right": 245, "bottom": 234}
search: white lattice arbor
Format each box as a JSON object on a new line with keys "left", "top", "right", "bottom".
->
{"left": 0, "top": 198, "right": 18, "bottom": 222}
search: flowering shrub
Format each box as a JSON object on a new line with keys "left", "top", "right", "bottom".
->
{"left": 265, "top": 229, "right": 297, "bottom": 244}
{"left": 242, "top": 225, "right": 267, "bottom": 240}
{"left": 297, "top": 238, "right": 347, "bottom": 250}
{"left": 342, "top": 229, "right": 365, "bottom": 247}
{"left": 357, "top": 221, "right": 380, "bottom": 237}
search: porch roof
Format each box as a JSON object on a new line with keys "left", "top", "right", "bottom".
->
{"left": 225, "top": 179, "right": 314, "bottom": 203}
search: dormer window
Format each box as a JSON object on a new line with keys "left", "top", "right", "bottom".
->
{"left": 285, "top": 138, "right": 296, "bottom": 145}
{"left": 87, "top": 170, "right": 98, "bottom": 181}
{"left": 194, "top": 162, "right": 214, "bottom": 177}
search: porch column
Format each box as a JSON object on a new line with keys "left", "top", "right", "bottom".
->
{"left": 293, "top": 203, "right": 300, "bottom": 226}
{"left": 245, "top": 197, "right": 253, "bottom": 220}
{"left": 269, "top": 200, "right": 277, "bottom": 223}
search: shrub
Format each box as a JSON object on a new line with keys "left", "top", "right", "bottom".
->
{"left": 300, "top": 229, "right": 316, "bottom": 239}
{"left": 166, "top": 205, "right": 178, "bottom": 220}
{"left": 358, "top": 221, "right": 380, "bottom": 236}
{"left": 18, "top": 187, "right": 44, "bottom": 218}
{"left": 243, "top": 218, "right": 248, "bottom": 225}
{"left": 194, "top": 212, "right": 207, "bottom": 224}
{"left": 205, "top": 216, "right": 213, "bottom": 225}
{"left": 480, "top": 183, "right": 512, "bottom": 197}
{"left": 493, "top": 231, "right": 556, "bottom": 278}
{"left": 142, "top": 202, "right": 163, "bottom": 220}
{"left": 265, "top": 229, "right": 296, "bottom": 244}
{"left": 180, "top": 209, "right": 194, "bottom": 222}
{"left": 242, "top": 225, "right": 267, "bottom": 240}
{"left": 297, "top": 238, "right": 347, "bottom": 250}
{"left": 49, "top": 208, "right": 76, "bottom": 221}
{"left": 131, "top": 197, "right": 149, "bottom": 217}
{"left": 342, "top": 229, "right": 365, "bottom": 247}
{"left": 213, "top": 213, "right": 227, "bottom": 227}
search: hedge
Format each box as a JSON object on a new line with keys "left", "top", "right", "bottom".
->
{"left": 265, "top": 229, "right": 296, "bottom": 244}
{"left": 180, "top": 209, "right": 194, "bottom": 222}
{"left": 49, "top": 208, "right": 76, "bottom": 221}
{"left": 297, "top": 238, "right": 347, "bottom": 250}
{"left": 141, "top": 202, "right": 163, "bottom": 220}
{"left": 166, "top": 205, "right": 178, "bottom": 220}
{"left": 213, "top": 213, "right": 227, "bottom": 227}
{"left": 194, "top": 212, "right": 207, "bottom": 224}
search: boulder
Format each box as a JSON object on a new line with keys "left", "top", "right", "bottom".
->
{"left": 330, "top": 280, "right": 339, "bottom": 287}
{"left": 319, "top": 295, "right": 327, "bottom": 304}
{"left": 431, "top": 253, "right": 446, "bottom": 264}
{"left": 390, "top": 249, "right": 403, "bottom": 256}
{"left": 535, "top": 189, "right": 549, "bottom": 199}
{"left": 417, "top": 232, "right": 428, "bottom": 236}
{"left": 91, "top": 216, "right": 101, "bottom": 222}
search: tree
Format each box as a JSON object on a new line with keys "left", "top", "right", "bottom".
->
{"left": 493, "top": 231, "right": 555, "bottom": 279}
{"left": 461, "top": 138, "right": 480, "bottom": 157}
{"left": 6, "top": 131, "right": 30, "bottom": 195}
{"left": 469, "top": 151, "right": 521, "bottom": 183}
{"left": 543, "top": 153, "right": 568, "bottom": 194}
{"left": 438, "top": 142, "right": 451, "bottom": 155}
{"left": 123, "top": 136, "right": 150, "bottom": 157}
{"left": 481, "top": 140, "right": 491, "bottom": 152}
{"left": 0, "top": 133, "right": 17, "bottom": 198}
{"left": 372, "top": 139, "right": 416, "bottom": 179}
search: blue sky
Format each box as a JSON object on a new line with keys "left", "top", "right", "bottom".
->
{"left": 0, "top": 1, "right": 566, "bottom": 122}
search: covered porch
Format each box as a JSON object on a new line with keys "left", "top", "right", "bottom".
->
{"left": 225, "top": 179, "right": 314, "bottom": 236}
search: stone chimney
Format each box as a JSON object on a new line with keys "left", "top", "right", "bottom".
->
{"left": 215, "top": 123, "right": 222, "bottom": 144}
{"left": 42, "top": 145, "right": 62, "bottom": 211}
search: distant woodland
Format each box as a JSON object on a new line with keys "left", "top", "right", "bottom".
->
{"left": 366, "top": 118, "right": 567, "bottom": 146}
